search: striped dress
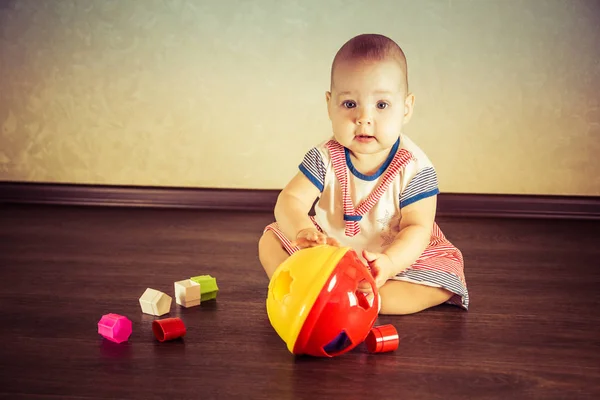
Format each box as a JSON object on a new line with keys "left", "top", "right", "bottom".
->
{"left": 265, "top": 135, "right": 469, "bottom": 309}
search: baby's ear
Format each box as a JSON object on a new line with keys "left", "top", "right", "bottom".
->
{"left": 403, "top": 93, "right": 416, "bottom": 122}
{"left": 325, "top": 91, "right": 333, "bottom": 120}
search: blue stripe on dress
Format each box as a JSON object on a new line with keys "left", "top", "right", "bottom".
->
{"left": 298, "top": 148, "right": 326, "bottom": 192}
{"left": 393, "top": 269, "right": 469, "bottom": 309}
{"left": 400, "top": 167, "right": 439, "bottom": 208}
{"left": 345, "top": 138, "right": 400, "bottom": 181}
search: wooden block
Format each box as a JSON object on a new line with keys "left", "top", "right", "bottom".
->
{"left": 174, "top": 279, "right": 201, "bottom": 307}
{"left": 190, "top": 275, "right": 219, "bottom": 301}
{"left": 181, "top": 299, "right": 201, "bottom": 308}
{"left": 139, "top": 288, "right": 172, "bottom": 316}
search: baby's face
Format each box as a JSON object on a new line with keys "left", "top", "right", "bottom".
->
{"left": 326, "top": 59, "right": 412, "bottom": 156}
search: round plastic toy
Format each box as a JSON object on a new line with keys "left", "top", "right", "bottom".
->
{"left": 266, "top": 245, "right": 379, "bottom": 357}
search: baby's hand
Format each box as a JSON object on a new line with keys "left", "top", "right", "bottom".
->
{"left": 291, "top": 228, "right": 340, "bottom": 249}
{"left": 359, "top": 250, "right": 395, "bottom": 291}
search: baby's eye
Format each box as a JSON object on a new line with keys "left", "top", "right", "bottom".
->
{"left": 376, "top": 101, "right": 389, "bottom": 109}
{"left": 342, "top": 100, "right": 356, "bottom": 109}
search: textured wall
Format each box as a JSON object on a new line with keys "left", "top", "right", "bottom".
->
{"left": 1, "top": 0, "right": 599, "bottom": 195}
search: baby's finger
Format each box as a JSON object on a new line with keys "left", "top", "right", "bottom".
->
{"left": 357, "top": 279, "right": 374, "bottom": 293}
{"left": 326, "top": 236, "right": 340, "bottom": 247}
{"left": 309, "top": 238, "right": 324, "bottom": 247}
{"left": 368, "top": 262, "right": 381, "bottom": 279}
{"left": 292, "top": 237, "right": 312, "bottom": 249}
{"left": 305, "top": 237, "right": 328, "bottom": 248}
{"left": 363, "top": 291, "right": 376, "bottom": 308}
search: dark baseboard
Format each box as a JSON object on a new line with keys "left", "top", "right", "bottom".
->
{"left": 436, "top": 193, "right": 599, "bottom": 220}
{"left": 0, "top": 181, "right": 279, "bottom": 212}
{"left": 1, "top": 181, "right": 599, "bottom": 220}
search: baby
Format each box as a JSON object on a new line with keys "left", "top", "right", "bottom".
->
{"left": 258, "top": 33, "right": 468, "bottom": 315}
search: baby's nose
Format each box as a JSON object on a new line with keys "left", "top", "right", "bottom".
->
{"left": 356, "top": 110, "right": 373, "bottom": 125}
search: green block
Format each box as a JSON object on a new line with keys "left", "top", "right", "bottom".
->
{"left": 190, "top": 275, "right": 219, "bottom": 301}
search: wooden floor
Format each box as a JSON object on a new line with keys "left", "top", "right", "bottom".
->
{"left": 0, "top": 204, "right": 599, "bottom": 400}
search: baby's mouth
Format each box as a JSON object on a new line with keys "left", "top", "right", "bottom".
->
{"left": 355, "top": 134, "right": 376, "bottom": 142}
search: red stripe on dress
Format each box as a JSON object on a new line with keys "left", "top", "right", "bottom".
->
{"left": 265, "top": 223, "right": 300, "bottom": 255}
{"left": 408, "top": 223, "right": 466, "bottom": 284}
{"left": 264, "top": 217, "right": 323, "bottom": 255}
{"left": 325, "top": 140, "right": 413, "bottom": 237}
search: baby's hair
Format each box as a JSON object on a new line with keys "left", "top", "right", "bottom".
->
{"left": 330, "top": 33, "right": 408, "bottom": 92}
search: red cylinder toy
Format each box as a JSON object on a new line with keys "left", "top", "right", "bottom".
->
{"left": 365, "top": 324, "right": 399, "bottom": 353}
{"left": 152, "top": 317, "right": 186, "bottom": 342}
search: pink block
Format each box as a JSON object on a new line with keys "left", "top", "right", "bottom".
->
{"left": 98, "top": 313, "right": 132, "bottom": 343}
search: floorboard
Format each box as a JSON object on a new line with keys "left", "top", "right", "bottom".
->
{"left": 0, "top": 204, "right": 599, "bottom": 400}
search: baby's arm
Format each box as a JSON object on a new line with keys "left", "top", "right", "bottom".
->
{"left": 385, "top": 195, "right": 437, "bottom": 272}
{"left": 363, "top": 195, "right": 437, "bottom": 287}
{"left": 275, "top": 172, "right": 339, "bottom": 248}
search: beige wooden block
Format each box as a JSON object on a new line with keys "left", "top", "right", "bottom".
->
{"left": 182, "top": 298, "right": 201, "bottom": 308}
{"left": 139, "top": 288, "right": 172, "bottom": 316}
{"left": 174, "top": 279, "right": 201, "bottom": 307}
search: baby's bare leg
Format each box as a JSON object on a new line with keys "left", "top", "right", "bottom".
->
{"left": 378, "top": 280, "right": 453, "bottom": 315}
{"left": 258, "top": 230, "right": 290, "bottom": 279}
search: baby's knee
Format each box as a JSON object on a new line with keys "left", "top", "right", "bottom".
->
{"left": 259, "top": 230, "right": 278, "bottom": 252}
{"left": 258, "top": 231, "right": 290, "bottom": 278}
{"left": 258, "top": 231, "right": 274, "bottom": 259}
